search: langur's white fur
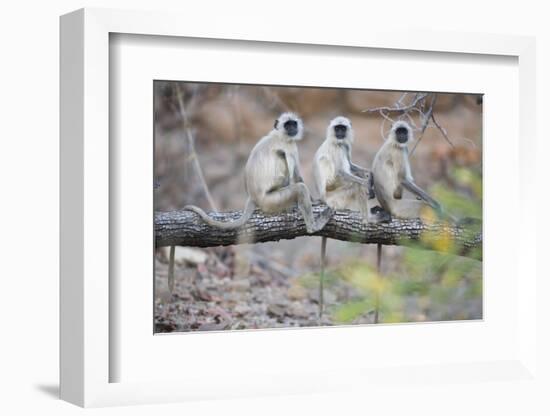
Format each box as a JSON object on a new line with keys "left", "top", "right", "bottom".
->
{"left": 186, "top": 112, "right": 331, "bottom": 231}
{"left": 244, "top": 112, "right": 304, "bottom": 213}
{"left": 313, "top": 116, "right": 381, "bottom": 321}
{"left": 372, "top": 120, "right": 441, "bottom": 219}
{"left": 313, "top": 116, "right": 375, "bottom": 222}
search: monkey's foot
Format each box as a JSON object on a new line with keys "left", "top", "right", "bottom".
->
{"left": 369, "top": 206, "right": 392, "bottom": 223}
{"left": 308, "top": 206, "right": 334, "bottom": 233}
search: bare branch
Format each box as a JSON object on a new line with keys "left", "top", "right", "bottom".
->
{"left": 174, "top": 84, "right": 218, "bottom": 211}
{"left": 261, "top": 87, "right": 291, "bottom": 112}
{"left": 396, "top": 92, "right": 408, "bottom": 107}
{"left": 362, "top": 93, "right": 429, "bottom": 114}
{"left": 431, "top": 113, "right": 455, "bottom": 148}
{"left": 364, "top": 92, "right": 455, "bottom": 154}
{"left": 410, "top": 94, "right": 437, "bottom": 156}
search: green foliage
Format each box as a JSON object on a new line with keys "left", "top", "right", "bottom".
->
{"left": 297, "top": 270, "right": 338, "bottom": 289}
{"left": 334, "top": 301, "right": 371, "bottom": 323}
{"left": 327, "top": 167, "right": 483, "bottom": 324}
{"left": 432, "top": 167, "right": 482, "bottom": 219}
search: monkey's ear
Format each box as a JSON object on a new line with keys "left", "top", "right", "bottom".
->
{"left": 274, "top": 119, "right": 279, "bottom": 129}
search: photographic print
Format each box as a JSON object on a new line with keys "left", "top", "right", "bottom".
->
{"left": 154, "top": 82, "right": 482, "bottom": 333}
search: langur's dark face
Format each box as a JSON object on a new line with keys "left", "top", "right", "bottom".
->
{"left": 284, "top": 119, "right": 299, "bottom": 137}
{"left": 334, "top": 124, "right": 347, "bottom": 140}
{"left": 395, "top": 126, "right": 409, "bottom": 144}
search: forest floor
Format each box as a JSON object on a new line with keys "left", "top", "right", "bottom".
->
{"left": 154, "top": 243, "right": 377, "bottom": 333}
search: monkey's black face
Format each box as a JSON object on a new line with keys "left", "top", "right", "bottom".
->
{"left": 284, "top": 119, "right": 299, "bottom": 137}
{"left": 395, "top": 126, "right": 409, "bottom": 144}
{"left": 334, "top": 124, "right": 347, "bottom": 140}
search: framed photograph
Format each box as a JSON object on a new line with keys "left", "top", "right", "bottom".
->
{"left": 60, "top": 8, "right": 538, "bottom": 408}
{"left": 153, "top": 81, "right": 483, "bottom": 334}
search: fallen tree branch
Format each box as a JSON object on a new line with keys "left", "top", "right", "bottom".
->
{"left": 155, "top": 203, "right": 482, "bottom": 260}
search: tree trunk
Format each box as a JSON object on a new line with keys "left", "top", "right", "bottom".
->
{"left": 155, "top": 203, "right": 482, "bottom": 260}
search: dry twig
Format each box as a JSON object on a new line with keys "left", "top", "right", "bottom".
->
{"left": 363, "top": 92, "right": 455, "bottom": 154}
{"left": 174, "top": 84, "right": 218, "bottom": 211}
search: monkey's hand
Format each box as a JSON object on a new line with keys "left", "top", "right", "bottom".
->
{"left": 393, "top": 186, "right": 403, "bottom": 200}
{"left": 350, "top": 162, "right": 370, "bottom": 177}
{"left": 339, "top": 170, "right": 370, "bottom": 188}
{"left": 401, "top": 179, "right": 442, "bottom": 214}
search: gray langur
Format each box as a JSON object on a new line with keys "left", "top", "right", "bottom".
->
{"left": 170, "top": 113, "right": 332, "bottom": 294}
{"left": 372, "top": 120, "right": 443, "bottom": 219}
{"left": 185, "top": 112, "right": 332, "bottom": 232}
{"left": 313, "top": 116, "right": 388, "bottom": 320}
{"left": 371, "top": 120, "right": 449, "bottom": 323}
{"left": 314, "top": 116, "right": 385, "bottom": 222}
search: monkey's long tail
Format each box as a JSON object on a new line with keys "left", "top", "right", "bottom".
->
{"left": 168, "top": 245, "right": 175, "bottom": 294}
{"left": 184, "top": 198, "right": 256, "bottom": 229}
{"left": 374, "top": 243, "right": 382, "bottom": 324}
{"left": 319, "top": 236, "right": 327, "bottom": 324}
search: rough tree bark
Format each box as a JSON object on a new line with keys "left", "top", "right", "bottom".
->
{"left": 155, "top": 203, "right": 482, "bottom": 260}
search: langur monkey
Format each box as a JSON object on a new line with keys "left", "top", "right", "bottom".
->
{"left": 371, "top": 120, "right": 448, "bottom": 322}
{"left": 314, "top": 116, "right": 379, "bottom": 223}
{"left": 186, "top": 112, "right": 332, "bottom": 231}
{"left": 372, "top": 120, "right": 443, "bottom": 219}
{"left": 313, "top": 116, "right": 388, "bottom": 321}
{"left": 172, "top": 113, "right": 333, "bottom": 293}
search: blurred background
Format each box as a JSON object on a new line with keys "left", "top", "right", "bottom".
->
{"left": 154, "top": 81, "right": 483, "bottom": 333}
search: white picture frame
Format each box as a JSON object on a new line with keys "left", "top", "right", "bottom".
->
{"left": 60, "top": 7, "right": 538, "bottom": 408}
